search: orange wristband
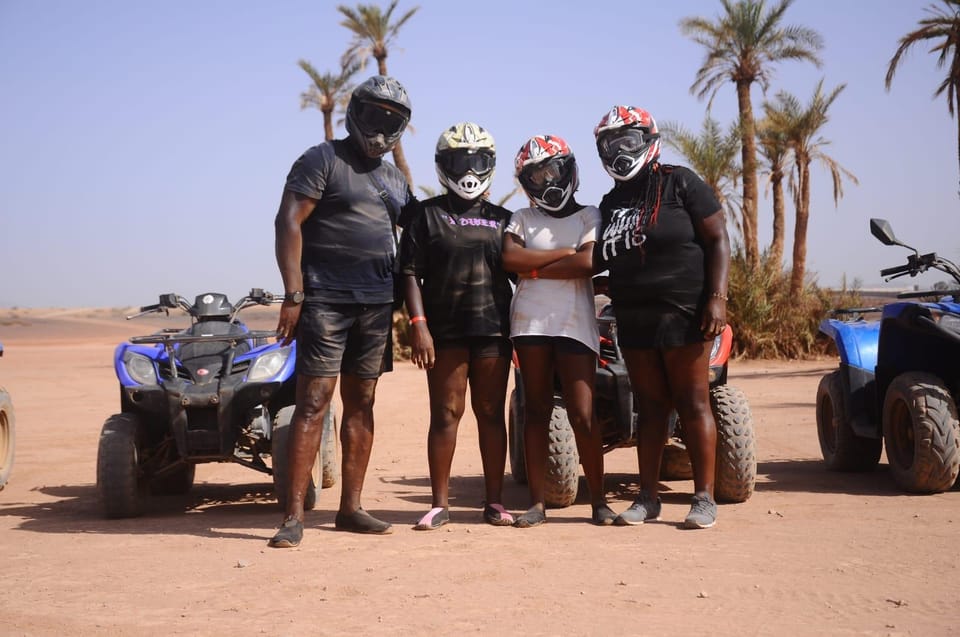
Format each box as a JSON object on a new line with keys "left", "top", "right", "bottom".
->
{"left": 531, "top": 269, "right": 539, "bottom": 280}
{"left": 410, "top": 316, "right": 427, "bottom": 325}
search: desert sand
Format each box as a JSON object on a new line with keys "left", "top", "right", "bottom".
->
{"left": 0, "top": 306, "right": 957, "bottom": 636}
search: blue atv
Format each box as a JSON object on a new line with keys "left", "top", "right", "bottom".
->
{"left": 0, "top": 342, "right": 14, "bottom": 490}
{"left": 97, "top": 288, "right": 338, "bottom": 518}
{"left": 817, "top": 219, "right": 960, "bottom": 493}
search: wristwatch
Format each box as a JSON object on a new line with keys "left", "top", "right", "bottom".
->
{"left": 284, "top": 291, "right": 305, "bottom": 304}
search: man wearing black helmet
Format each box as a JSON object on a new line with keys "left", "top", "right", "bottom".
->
{"left": 269, "top": 75, "right": 417, "bottom": 547}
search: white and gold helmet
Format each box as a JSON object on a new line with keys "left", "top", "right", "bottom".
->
{"left": 435, "top": 122, "right": 496, "bottom": 201}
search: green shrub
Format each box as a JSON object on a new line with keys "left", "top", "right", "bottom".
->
{"left": 728, "top": 252, "right": 861, "bottom": 359}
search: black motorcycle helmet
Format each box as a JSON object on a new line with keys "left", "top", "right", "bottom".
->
{"left": 345, "top": 75, "right": 412, "bottom": 159}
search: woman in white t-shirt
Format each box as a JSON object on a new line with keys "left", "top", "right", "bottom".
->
{"left": 502, "top": 135, "right": 617, "bottom": 528}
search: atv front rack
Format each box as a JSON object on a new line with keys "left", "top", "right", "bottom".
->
{"left": 130, "top": 330, "right": 279, "bottom": 382}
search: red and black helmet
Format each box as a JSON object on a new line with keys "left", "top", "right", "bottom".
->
{"left": 514, "top": 135, "right": 579, "bottom": 212}
{"left": 594, "top": 105, "right": 661, "bottom": 181}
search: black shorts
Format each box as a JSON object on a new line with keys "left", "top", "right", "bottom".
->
{"left": 435, "top": 336, "right": 513, "bottom": 359}
{"left": 296, "top": 300, "right": 393, "bottom": 378}
{"left": 613, "top": 303, "right": 704, "bottom": 350}
{"left": 512, "top": 335, "right": 594, "bottom": 356}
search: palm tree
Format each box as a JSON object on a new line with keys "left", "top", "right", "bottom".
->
{"left": 297, "top": 60, "right": 360, "bottom": 141}
{"left": 764, "top": 80, "right": 859, "bottom": 296}
{"left": 756, "top": 116, "right": 792, "bottom": 268}
{"left": 337, "top": 1, "right": 420, "bottom": 185}
{"left": 660, "top": 115, "right": 743, "bottom": 242}
{"left": 885, "top": 0, "right": 960, "bottom": 195}
{"left": 679, "top": 0, "right": 823, "bottom": 270}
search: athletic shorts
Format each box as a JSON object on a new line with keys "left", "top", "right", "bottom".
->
{"left": 296, "top": 300, "right": 393, "bottom": 378}
{"left": 434, "top": 336, "right": 513, "bottom": 359}
{"left": 613, "top": 303, "right": 704, "bottom": 350}
{"left": 512, "top": 335, "right": 594, "bottom": 356}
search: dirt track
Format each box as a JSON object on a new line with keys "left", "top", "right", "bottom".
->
{"left": 0, "top": 309, "right": 957, "bottom": 636}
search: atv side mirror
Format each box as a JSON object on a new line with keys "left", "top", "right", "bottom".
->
{"left": 870, "top": 218, "right": 918, "bottom": 254}
{"left": 869, "top": 218, "right": 898, "bottom": 245}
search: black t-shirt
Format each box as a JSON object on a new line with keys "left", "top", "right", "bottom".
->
{"left": 284, "top": 139, "right": 416, "bottom": 304}
{"left": 397, "top": 196, "right": 513, "bottom": 342}
{"left": 596, "top": 165, "right": 721, "bottom": 313}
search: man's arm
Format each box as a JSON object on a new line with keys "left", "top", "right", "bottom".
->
{"left": 274, "top": 189, "right": 318, "bottom": 345}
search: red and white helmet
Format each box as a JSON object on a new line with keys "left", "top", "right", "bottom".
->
{"left": 594, "top": 105, "right": 661, "bottom": 181}
{"left": 514, "top": 135, "right": 579, "bottom": 212}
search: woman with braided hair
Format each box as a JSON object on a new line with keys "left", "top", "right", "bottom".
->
{"left": 593, "top": 105, "right": 730, "bottom": 529}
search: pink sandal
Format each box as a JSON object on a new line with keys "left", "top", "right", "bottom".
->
{"left": 414, "top": 507, "right": 449, "bottom": 531}
{"left": 483, "top": 503, "right": 515, "bottom": 526}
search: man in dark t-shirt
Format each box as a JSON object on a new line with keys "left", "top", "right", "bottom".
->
{"left": 269, "top": 75, "right": 416, "bottom": 548}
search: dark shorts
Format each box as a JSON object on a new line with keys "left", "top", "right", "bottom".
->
{"left": 512, "top": 335, "right": 594, "bottom": 356}
{"left": 297, "top": 300, "right": 394, "bottom": 378}
{"left": 435, "top": 336, "right": 513, "bottom": 360}
{"left": 613, "top": 304, "right": 704, "bottom": 350}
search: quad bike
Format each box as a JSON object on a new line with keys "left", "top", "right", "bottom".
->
{"left": 817, "top": 218, "right": 960, "bottom": 493}
{"left": 0, "top": 342, "right": 15, "bottom": 490}
{"left": 508, "top": 284, "right": 757, "bottom": 507}
{"left": 96, "top": 289, "right": 338, "bottom": 518}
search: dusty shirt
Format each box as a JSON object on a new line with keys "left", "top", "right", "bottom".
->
{"left": 284, "top": 139, "right": 415, "bottom": 304}
{"left": 596, "top": 165, "right": 721, "bottom": 314}
{"left": 397, "top": 196, "right": 513, "bottom": 342}
{"left": 505, "top": 205, "right": 601, "bottom": 353}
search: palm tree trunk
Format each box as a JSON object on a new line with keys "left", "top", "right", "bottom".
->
{"left": 770, "top": 172, "right": 785, "bottom": 268}
{"left": 956, "top": 92, "right": 960, "bottom": 197}
{"left": 374, "top": 54, "right": 414, "bottom": 186}
{"left": 322, "top": 108, "right": 334, "bottom": 142}
{"left": 790, "top": 161, "right": 811, "bottom": 296}
{"left": 736, "top": 80, "right": 759, "bottom": 270}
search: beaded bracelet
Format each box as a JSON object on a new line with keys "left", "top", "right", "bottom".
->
{"left": 410, "top": 316, "right": 427, "bottom": 325}
{"left": 711, "top": 292, "right": 729, "bottom": 302}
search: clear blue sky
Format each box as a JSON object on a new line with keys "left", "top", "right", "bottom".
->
{"left": 1, "top": 0, "right": 958, "bottom": 308}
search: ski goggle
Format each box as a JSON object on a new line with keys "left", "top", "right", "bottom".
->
{"left": 437, "top": 149, "right": 495, "bottom": 177}
{"left": 353, "top": 101, "right": 408, "bottom": 137}
{"left": 596, "top": 127, "right": 656, "bottom": 161}
{"left": 520, "top": 155, "right": 574, "bottom": 190}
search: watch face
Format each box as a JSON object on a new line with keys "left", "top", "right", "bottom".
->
{"left": 286, "top": 291, "right": 304, "bottom": 303}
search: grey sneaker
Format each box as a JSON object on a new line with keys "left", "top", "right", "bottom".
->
{"left": 683, "top": 493, "right": 717, "bottom": 529}
{"left": 614, "top": 493, "right": 661, "bottom": 526}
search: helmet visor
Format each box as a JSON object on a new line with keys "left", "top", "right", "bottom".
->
{"left": 596, "top": 128, "right": 653, "bottom": 161}
{"left": 354, "top": 101, "right": 408, "bottom": 137}
{"left": 437, "top": 149, "right": 495, "bottom": 178}
{"left": 519, "top": 155, "right": 574, "bottom": 191}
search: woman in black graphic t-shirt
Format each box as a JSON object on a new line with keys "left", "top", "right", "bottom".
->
{"left": 593, "top": 105, "right": 730, "bottom": 530}
{"left": 397, "top": 122, "right": 516, "bottom": 530}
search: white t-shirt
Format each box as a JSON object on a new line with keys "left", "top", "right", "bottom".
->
{"left": 506, "top": 205, "right": 601, "bottom": 353}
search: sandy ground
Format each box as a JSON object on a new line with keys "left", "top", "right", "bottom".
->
{"left": 0, "top": 307, "right": 957, "bottom": 636}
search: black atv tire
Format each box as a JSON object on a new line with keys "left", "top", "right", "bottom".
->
{"left": 508, "top": 389, "right": 527, "bottom": 484}
{"left": 149, "top": 463, "right": 196, "bottom": 496}
{"left": 882, "top": 372, "right": 960, "bottom": 493}
{"left": 816, "top": 371, "right": 882, "bottom": 471}
{"left": 97, "top": 413, "right": 145, "bottom": 518}
{"left": 711, "top": 385, "right": 757, "bottom": 503}
{"left": 272, "top": 406, "right": 320, "bottom": 511}
{"left": 320, "top": 405, "right": 339, "bottom": 489}
{"left": 545, "top": 399, "right": 580, "bottom": 508}
{"left": 0, "top": 388, "right": 14, "bottom": 490}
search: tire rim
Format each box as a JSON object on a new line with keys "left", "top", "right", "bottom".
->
{"left": 819, "top": 396, "right": 839, "bottom": 454}
{"left": 0, "top": 410, "right": 9, "bottom": 472}
{"left": 887, "top": 398, "right": 915, "bottom": 470}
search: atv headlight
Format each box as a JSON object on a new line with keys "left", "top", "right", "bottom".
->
{"left": 929, "top": 309, "right": 960, "bottom": 336}
{"left": 247, "top": 348, "right": 292, "bottom": 382}
{"left": 123, "top": 351, "right": 158, "bottom": 385}
{"left": 709, "top": 333, "right": 723, "bottom": 360}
